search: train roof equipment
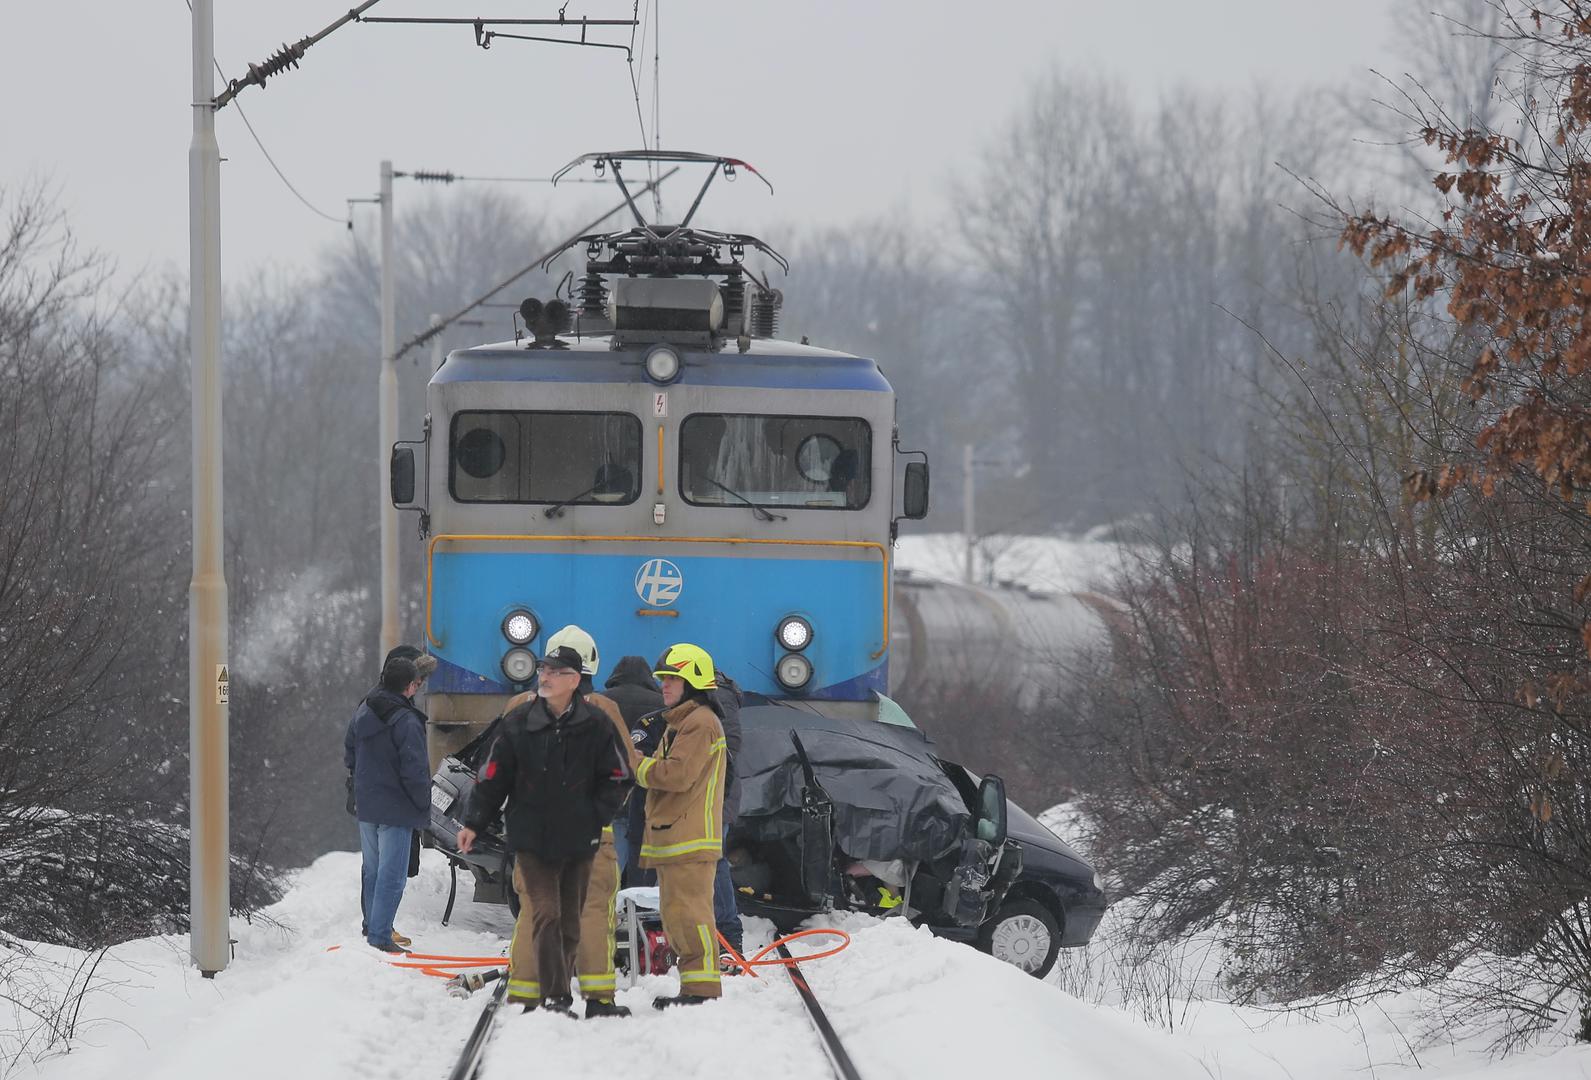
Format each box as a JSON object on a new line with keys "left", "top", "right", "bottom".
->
{"left": 535, "top": 150, "right": 789, "bottom": 350}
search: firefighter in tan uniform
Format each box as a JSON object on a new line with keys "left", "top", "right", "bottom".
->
{"left": 501, "top": 625, "right": 636, "bottom": 1019}
{"left": 632, "top": 643, "right": 729, "bottom": 1008}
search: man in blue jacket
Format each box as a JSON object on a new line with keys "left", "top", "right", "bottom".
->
{"left": 345, "top": 655, "right": 431, "bottom": 953}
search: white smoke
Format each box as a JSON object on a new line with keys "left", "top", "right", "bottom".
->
{"left": 231, "top": 567, "right": 369, "bottom": 687}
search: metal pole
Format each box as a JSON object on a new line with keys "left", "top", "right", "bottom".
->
{"left": 962, "top": 443, "right": 974, "bottom": 585}
{"left": 189, "top": 0, "right": 230, "bottom": 977}
{"left": 378, "top": 161, "right": 400, "bottom": 658}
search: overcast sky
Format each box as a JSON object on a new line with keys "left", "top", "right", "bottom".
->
{"left": 3, "top": 1, "right": 1398, "bottom": 284}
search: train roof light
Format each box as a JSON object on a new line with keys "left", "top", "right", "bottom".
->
{"left": 776, "top": 615, "right": 813, "bottom": 652}
{"left": 775, "top": 652, "right": 813, "bottom": 692}
{"left": 645, "top": 346, "right": 681, "bottom": 384}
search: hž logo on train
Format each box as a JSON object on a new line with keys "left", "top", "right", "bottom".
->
{"left": 634, "top": 558, "right": 684, "bottom": 607}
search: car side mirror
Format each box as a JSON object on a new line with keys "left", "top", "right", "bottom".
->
{"left": 391, "top": 446, "right": 416, "bottom": 507}
{"left": 975, "top": 775, "right": 1008, "bottom": 848}
{"left": 902, "top": 461, "right": 930, "bottom": 520}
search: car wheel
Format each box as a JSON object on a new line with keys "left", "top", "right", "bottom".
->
{"left": 977, "top": 898, "right": 1060, "bottom": 978}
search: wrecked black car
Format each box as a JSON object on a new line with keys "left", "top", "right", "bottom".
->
{"left": 425, "top": 695, "right": 1106, "bottom": 978}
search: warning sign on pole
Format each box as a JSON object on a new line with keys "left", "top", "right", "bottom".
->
{"left": 653, "top": 392, "right": 668, "bottom": 418}
{"left": 216, "top": 665, "right": 230, "bottom": 705}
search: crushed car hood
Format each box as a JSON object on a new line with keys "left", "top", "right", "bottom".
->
{"left": 735, "top": 705, "right": 971, "bottom": 863}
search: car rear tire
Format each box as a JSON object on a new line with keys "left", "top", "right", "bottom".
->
{"left": 977, "top": 898, "right": 1060, "bottom": 979}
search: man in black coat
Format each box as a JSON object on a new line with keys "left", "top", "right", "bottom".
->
{"left": 457, "top": 646, "right": 633, "bottom": 1014}
{"left": 602, "top": 655, "right": 663, "bottom": 885}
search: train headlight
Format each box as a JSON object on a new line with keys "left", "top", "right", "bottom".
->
{"left": 776, "top": 615, "right": 813, "bottom": 652}
{"left": 501, "top": 648, "right": 537, "bottom": 684}
{"left": 502, "top": 609, "right": 538, "bottom": 645}
{"left": 775, "top": 652, "right": 813, "bottom": 691}
{"left": 645, "top": 346, "right": 681, "bottom": 384}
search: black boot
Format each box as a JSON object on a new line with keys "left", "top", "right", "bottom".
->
{"left": 541, "top": 996, "right": 578, "bottom": 1018}
{"left": 652, "top": 993, "right": 712, "bottom": 1010}
{"left": 584, "top": 998, "right": 632, "bottom": 1019}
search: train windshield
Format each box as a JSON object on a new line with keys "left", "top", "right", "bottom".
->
{"left": 680, "top": 414, "right": 871, "bottom": 510}
{"left": 449, "top": 410, "right": 642, "bottom": 505}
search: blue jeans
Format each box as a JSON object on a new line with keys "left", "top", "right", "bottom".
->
{"left": 713, "top": 855, "right": 741, "bottom": 951}
{"left": 360, "top": 821, "right": 410, "bottom": 946}
{"left": 611, "top": 812, "right": 632, "bottom": 876}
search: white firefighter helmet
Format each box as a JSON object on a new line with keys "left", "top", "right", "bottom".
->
{"left": 546, "top": 624, "right": 599, "bottom": 678}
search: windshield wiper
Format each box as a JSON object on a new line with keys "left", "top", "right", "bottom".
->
{"left": 543, "top": 484, "right": 597, "bottom": 519}
{"left": 704, "top": 476, "right": 786, "bottom": 522}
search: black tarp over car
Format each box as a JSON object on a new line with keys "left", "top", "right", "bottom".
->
{"left": 731, "top": 704, "right": 971, "bottom": 865}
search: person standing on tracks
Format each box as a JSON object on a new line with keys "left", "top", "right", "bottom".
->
{"left": 709, "top": 672, "right": 745, "bottom": 966}
{"left": 531, "top": 627, "right": 641, "bottom": 1019}
{"left": 601, "top": 656, "right": 665, "bottom": 886}
{"left": 632, "top": 643, "right": 729, "bottom": 1008}
{"left": 346, "top": 653, "right": 433, "bottom": 954}
{"left": 456, "top": 644, "right": 632, "bottom": 1016}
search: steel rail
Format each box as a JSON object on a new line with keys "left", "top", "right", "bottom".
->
{"left": 447, "top": 978, "right": 509, "bottom": 1080}
{"left": 776, "top": 942, "right": 864, "bottom": 1080}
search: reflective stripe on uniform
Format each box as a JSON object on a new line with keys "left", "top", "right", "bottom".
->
{"left": 636, "top": 756, "right": 656, "bottom": 787}
{"left": 702, "top": 738, "right": 726, "bottom": 842}
{"left": 507, "top": 977, "right": 541, "bottom": 1001}
{"left": 577, "top": 973, "right": 617, "bottom": 993}
{"left": 679, "top": 923, "right": 720, "bottom": 985}
{"left": 639, "top": 837, "right": 723, "bottom": 859}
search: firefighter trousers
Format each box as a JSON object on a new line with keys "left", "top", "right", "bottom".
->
{"left": 507, "top": 850, "right": 593, "bottom": 1005}
{"left": 656, "top": 860, "right": 721, "bottom": 998}
{"left": 575, "top": 827, "right": 620, "bottom": 999}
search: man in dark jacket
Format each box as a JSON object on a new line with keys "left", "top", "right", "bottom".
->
{"left": 344, "top": 656, "right": 431, "bottom": 953}
{"left": 457, "top": 645, "right": 633, "bottom": 1014}
{"left": 710, "top": 674, "right": 744, "bottom": 959}
{"left": 347, "top": 643, "right": 436, "bottom": 947}
{"left": 602, "top": 656, "right": 663, "bottom": 885}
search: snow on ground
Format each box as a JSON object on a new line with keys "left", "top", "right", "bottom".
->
{"left": 5, "top": 846, "right": 1591, "bottom": 1080}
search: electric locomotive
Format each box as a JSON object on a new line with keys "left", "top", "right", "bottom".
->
{"left": 390, "top": 151, "right": 931, "bottom": 763}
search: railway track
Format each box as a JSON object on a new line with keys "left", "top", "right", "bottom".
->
{"left": 443, "top": 947, "right": 862, "bottom": 1080}
{"left": 446, "top": 978, "right": 508, "bottom": 1080}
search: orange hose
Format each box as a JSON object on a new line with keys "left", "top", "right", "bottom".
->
{"left": 715, "top": 927, "right": 851, "bottom": 979}
{"left": 353, "top": 927, "right": 851, "bottom": 983}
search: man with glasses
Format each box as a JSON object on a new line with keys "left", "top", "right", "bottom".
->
{"left": 456, "top": 645, "right": 633, "bottom": 1016}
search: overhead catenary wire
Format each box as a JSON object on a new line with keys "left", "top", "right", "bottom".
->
{"left": 212, "top": 0, "right": 389, "bottom": 109}
{"left": 182, "top": 0, "right": 346, "bottom": 225}
{"left": 392, "top": 166, "right": 679, "bottom": 362}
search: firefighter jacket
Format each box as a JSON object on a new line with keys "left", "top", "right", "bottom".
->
{"left": 464, "top": 694, "right": 633, "bottom": 861}
{"left": 633, "top": 700, "right": 727, "bottom": 866}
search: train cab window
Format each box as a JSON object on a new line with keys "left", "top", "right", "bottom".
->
{"left": 679, "top": 414, "right": 871, "bottom": 510}
{"left": 449, "top": 411, "right": 641, "bottom": 505}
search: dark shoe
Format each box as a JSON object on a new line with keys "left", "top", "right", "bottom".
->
{"left": 585, "top": 998, "right": 632, "bottom": 1019}
{"left": 369, "top": 939, "right": 405, "bottom": 954}
{"left": 541, "top": 996, "right": 578, "bottom": 1018}
{"left": 652, "top": 993, "right": 712, "bottom": 1010}
{"left": 518, "top": 1001, "right": 541, "bottom": 1014}
{"left": 720, "top": 951, "right": 746, "bottom": 975}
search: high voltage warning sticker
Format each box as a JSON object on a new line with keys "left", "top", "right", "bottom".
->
{"left": 216, "top": 665, "right": 230, "bottom": 705}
